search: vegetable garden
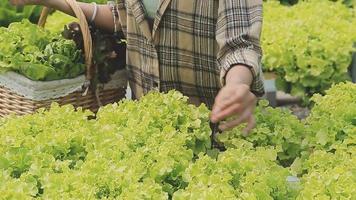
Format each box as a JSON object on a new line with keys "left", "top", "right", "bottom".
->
{"left": 262, "top": 0, "right": 356, "bottom": 103}
{"left": 0, "top": 83, "right": 355, "bottom": 199}
{"left": 0, "top": 0, "right": 355, "bottom": 199}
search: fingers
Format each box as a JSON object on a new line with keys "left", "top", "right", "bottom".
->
{"left": 211, "top": 84, "right": 257, "bottom": 133}
{"left": 211, "top": 88, "right": 248, "bottom": 122}
{"left": 211, "top": 91, "right": 255, "bottom": 123}
{"left": 218, "top": 109, "right": 252, "bottom": 131}
{"left": 212, "top": 84, "right": 250, "bottom": 111}
{"left": 214, "top": 93, "right": 240, "bottom": 111}
{"left": 211, "top": 102, "right": 242, "bottom": 123}
{"left": 211, "top": 93, "right": 236, "bottom": 118}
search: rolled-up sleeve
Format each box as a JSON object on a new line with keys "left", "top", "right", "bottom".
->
{"left": 216, "top": 0, "right": 264, "bottom": 96}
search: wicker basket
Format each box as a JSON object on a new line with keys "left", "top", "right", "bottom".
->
{"left": 0, "top": 0, "right": 127, "bottom": 117}
{"left": 0, "top": 86, "right": 126, "bottom": 117}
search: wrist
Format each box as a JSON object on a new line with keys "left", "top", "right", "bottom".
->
{"left": 225, "top": 64, "right": 253, "bottom": 88}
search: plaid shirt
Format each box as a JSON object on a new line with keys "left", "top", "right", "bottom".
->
{"left": 115, "top": 0, "right": 264, "bottom": 108}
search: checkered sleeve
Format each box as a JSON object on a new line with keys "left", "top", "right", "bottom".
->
{"left": 216, "top": 0, "right": 264, "bottom": 96}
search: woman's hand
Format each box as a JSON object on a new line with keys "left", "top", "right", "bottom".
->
{"left": 211, "top": 65, "right": 257, "bottom": 136}
{"left": 10, "top": 0, "right": 117, "bottom": 32}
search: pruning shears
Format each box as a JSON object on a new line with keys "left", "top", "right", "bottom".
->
{"left": 210, "top": 122, "right": 226, "bottom": 151}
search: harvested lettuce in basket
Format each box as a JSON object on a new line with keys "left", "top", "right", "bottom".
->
{"left": 0, "top": 20, "right": 85, "bottom": 81}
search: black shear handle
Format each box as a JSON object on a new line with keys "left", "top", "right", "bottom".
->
{"left": 210, "top": 122, "right": 226, "bottom": 151}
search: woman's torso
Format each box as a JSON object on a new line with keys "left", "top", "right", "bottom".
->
{"left": 117, "top": 0, "right": 220, "bottom": 108}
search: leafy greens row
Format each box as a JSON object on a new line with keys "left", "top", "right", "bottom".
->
{"left": 0, "top": 82, "right": 355, "bottom": 199}
{"left": 262, "top": 0, "right": 356, "bottom": 101}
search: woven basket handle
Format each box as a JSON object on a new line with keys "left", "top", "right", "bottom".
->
{"left": 37, "top": 0, "right": 93, "bottom": 82}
